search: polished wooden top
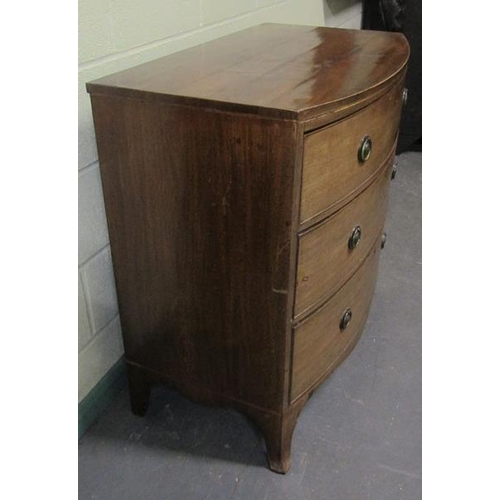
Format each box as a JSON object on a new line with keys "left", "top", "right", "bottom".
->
{"left": 87, "top": 23, "right": 409, "bottom": 120}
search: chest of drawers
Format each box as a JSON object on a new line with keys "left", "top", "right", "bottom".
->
{"left": 87, "top": 24, "right": 409, "bottom": 473}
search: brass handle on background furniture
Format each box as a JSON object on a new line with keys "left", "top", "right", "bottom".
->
{"left": 348, "top": 225, "right": 362, "bottom": 250}
{"left": 381, "top": 232, "right": 387, "bottom": 249}
{"left": 402, "top": 87, "right": 409, "bottom": 107}
{"left": 358, "top": 135, "right": 372, "bottom": 162}
{"left": 340, "top": 308, "right": 352, "bottom": 331}
{"left": 391, "top": 163, "right": 397, "bottom": 180}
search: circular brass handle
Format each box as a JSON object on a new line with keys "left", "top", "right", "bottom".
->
{"left": 402, "top": 87, "right": 409, "bottom": 107}
{"left": 358, "top": 135, "right": 372, "bottom": 162}
{"left": 348, "top": 225, "right": 362, "bottom": 250}
{"left": 340, "top": 308, "right": 352, "bottom": 331}
{"left": 381, "top": 232, "right": 387, "bottom": 249}
{"left": 391, "top": 163, "right": 397, "bottom": 180}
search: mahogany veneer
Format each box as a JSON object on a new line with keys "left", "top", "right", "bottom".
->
{"left": 87, "top": 23, "right": 409, "bottom": 473}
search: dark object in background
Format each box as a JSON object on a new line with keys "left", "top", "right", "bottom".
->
{"left": 362, "top": 0, "right": 421, "bottom": 153}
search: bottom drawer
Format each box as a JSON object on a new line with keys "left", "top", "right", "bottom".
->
{"left": 290, "top": 236, "right": 382, "bottom": 402}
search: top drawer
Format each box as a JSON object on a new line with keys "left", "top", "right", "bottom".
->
{"left": 300, "top": 81, "right": 404, "bottom": 225}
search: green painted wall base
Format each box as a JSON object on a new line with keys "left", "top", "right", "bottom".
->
{"left": 78, "top": 357, "right": 127, "bottom": 439}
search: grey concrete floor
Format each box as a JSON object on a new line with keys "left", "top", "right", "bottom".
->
{"left": 79, "top": 152, "right": 422, "bottom": 500}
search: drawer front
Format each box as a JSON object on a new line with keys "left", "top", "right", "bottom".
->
{"left": 300, "top": 81, "right": 404, "bottom": 225}
{"left": 290, "top": 241, "right": 381, "bottom": 402}
{"left": 294, "top": 164, "right": 391, "bottom": 319}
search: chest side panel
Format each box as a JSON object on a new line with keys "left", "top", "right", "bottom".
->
{"left": 90, "top": 95, "right": 299, "bottom": 412}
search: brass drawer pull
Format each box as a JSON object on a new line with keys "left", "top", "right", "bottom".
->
{"left": 348, "top": 225, "right": 362, "bottom": 250}
{"left": 340, "top": 308, "right": 352, "bottom": 331}
{"left": 391, "top": 163, "right": 397, "bottom": 180}
{"left": 358, "top": 135, "right": 372, "bottom": 162}
{"left": 402, "top": 87, "right": 409, "bottom": 107}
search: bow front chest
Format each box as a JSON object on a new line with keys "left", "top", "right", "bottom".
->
{"left": 87, "top": 23, "right": 409, "bottom": 473}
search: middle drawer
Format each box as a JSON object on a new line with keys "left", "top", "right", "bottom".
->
{"left": 294, "top": 163, "right": 391, "bottom": 319}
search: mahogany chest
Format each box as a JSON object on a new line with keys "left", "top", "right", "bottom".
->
{"left": 87, "top": 23, "right": 409, "bottom": 473}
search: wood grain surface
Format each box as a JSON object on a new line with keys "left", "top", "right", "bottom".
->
{"left": 291, "top": 239, "right": 382, "bottom": 402}
{"left": 295, "top": 160, "right": 392, "bottom": 319}
{"left": 90, "top": 94, "right": 300, "bottom": 413}
{"left": 87, "top": 24, "right": 409, "bottom": 123}
{"left": 300, "top": 80, "right": 404, "bottom": 225}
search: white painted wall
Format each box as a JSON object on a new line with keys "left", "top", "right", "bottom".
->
{"left": 78, "top": 0, "right": 327, "bottom": 403}
{"left": 323, "top": 0, "right": 363, "bottom": 29}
